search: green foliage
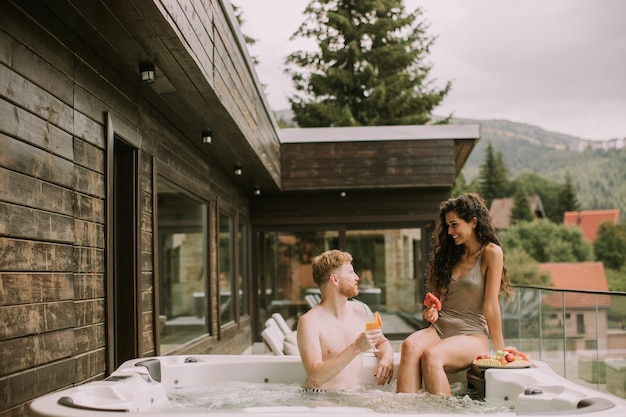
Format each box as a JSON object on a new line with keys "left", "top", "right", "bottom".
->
{"left": 594, "top": 222, "right": 626, "bottom": 270}
{"left": 286, "top": 0, "right": 451, "bottom": 127}
{"left": 451, "top": 171, "right": 479, "bottom": 198}
{"left": 605, "top": 266, "right": 626, "bottom": 292}
{"left": 558, "top": 171, "right": 580, "bottom": 215}
{"left": 505, "top": 247, "right": 552, "bottom": 286}
{"left": 460, "top": 119, "right": 626, "bottom": 222}
{"left": 510, "top": 186, "right": 534, "bottom": 224}
{"left": 502, "top": 219, "right": 594, "bottom": 263}
{"left": 478, "top": 142, "right": 509, "bottom": 207}
{"left": 509, "top": 173, "right": 563, "bottom": 223}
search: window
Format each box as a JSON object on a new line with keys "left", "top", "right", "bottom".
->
{"left": 256, "top": 230, "right": 336, "bottom": 321}
{"left": 254, "top": 226, "right": 423, "bottom": 328}
{"left": 576, "top": 314, "right": 585, "bottom": 334}
{"left": 219, "top": 210, "right": 235, "bottom": 325}
{"left": 157, "top": 177, "right": 208, "bottom": 353}
{"left": 238, "top": 220, "right": 249, "bottom": 317}
{"left": 346, "top": 228, "right": 422, "bottom": 312}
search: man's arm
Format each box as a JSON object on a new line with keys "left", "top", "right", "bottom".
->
{"left": 352, "top": 300, "right": 394, "bottom": 386}
{"left": 297, "top": 312, "right": 370, "bottom": 388}
{"left": 372, "top": 334, "right": 394, "bottom": 385}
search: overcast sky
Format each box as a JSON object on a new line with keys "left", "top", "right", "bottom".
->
{"left": 234, "top": 0, "right": 626, "bottom": 141}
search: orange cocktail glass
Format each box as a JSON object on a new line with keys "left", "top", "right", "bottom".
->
{"left": 365, "top": 311, "right": 383, "bottom": 352}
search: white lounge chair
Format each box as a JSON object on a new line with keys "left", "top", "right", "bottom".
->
{"left": 305, "top": 293, "right": 321, "bottom": 308}
{"left": 261, "top": 315, "right": 299, "bottom": 356}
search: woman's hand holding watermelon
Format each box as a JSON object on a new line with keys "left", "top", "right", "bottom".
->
{"left": 423, "top": 292, "right": 442, "bottom": 323}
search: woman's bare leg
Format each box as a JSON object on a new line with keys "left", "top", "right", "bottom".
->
{"left": 396, "top": 327, "right": 441, "bottom": 393}
{"left": 422, "top": 334, "right": 488, "bottom": 395}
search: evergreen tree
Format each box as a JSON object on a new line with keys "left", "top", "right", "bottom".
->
{"left": 285, "top": 0, "right": 451, "bottom": 127}
{"left": 232, "top": 3, "right": 259, "bottom": 64}
{"left": 494, "top": 149, "right": 510, "bottom": 195}
{"left": 594, "top": 222, "right": 626, "bottom": 270}
{"left": 451, "top": 171, "right": 479, "bottom": 198}
{"left": 556, "top": 171, "right": 580, "bottom": 220}
{"left": 509, "top": 173, "right": 562, "bottom": 223}
{"left": 510, "top": 186, "right": 534, "bottom": 224}
{"left": 478, "top": 142, "right": 509, "bottom": 207}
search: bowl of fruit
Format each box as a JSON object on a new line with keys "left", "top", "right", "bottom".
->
{"left": 472, "top": 347, "right": 532, "bottom": 370}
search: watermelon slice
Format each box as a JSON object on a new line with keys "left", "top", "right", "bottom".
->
{"left": 424, "top": 292, "right": 442, "bottom": 311}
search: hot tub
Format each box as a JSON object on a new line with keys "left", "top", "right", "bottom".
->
{"left": 29, "top": 353, "right": 626, "bottom": 417}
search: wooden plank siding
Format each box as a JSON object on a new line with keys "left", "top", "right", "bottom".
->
{"left": 0, "top": 0, "right": 272, "bottom": 414}
{"left": 281, "top": 139, "right": 457, "bottom": 191}
{"left": 250, "top": 188, "right": 451, "bottom": 227}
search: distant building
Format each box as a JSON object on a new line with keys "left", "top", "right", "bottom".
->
{"left": 563, "top": 209, "right": 620, "bottom": 242}
{"left": 539, "top": 262, "right": 612, "bottom": 350}
{"left": 570, "top": 137, "right": 626, "bottom": 152}
{"left": 489, "top": 195, "right": 546, "bottom": 232}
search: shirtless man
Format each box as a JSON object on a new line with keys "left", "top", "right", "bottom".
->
{"left": 297, "top": 250, "right": 394, "bottom": 390}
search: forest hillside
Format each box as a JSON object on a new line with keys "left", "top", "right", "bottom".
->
{"left": 455, "top": 118, "right": 625, "bottom": 219}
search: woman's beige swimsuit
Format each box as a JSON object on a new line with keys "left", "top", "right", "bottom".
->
{"left": 432, "top": 256, "right": 488, "bottom": 338}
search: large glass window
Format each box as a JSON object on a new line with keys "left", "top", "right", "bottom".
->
{"left": 238, "top": 220, "right": 249, "bottom": 317}
{"left": 157, "top": 177, "right": 208, "bottom": 353}
{"left": 346, "top": 228, "right": 422, "bottom": 312}
{"left": 255, "top": 227, "right": 423, "bottom": 329}
{"left": 257, "top": 230, "right": 337, "bottom": 322}
{"left": 219, "top": 210, "right": 235, "bottom": 324}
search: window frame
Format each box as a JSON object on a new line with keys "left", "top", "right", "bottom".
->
{"left": 153, "top": 159, "right": 213, "bottom": 354}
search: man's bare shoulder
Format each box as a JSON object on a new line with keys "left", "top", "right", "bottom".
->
{"left": 298, "top": 305, "right": 325, "bottom": 326}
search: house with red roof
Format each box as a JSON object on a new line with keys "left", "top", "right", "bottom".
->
{"left": 563, "top": 209, "right": 620, "bottom": 242}
{"left": 539, "top": 262, "right": 612, "bottom": 350}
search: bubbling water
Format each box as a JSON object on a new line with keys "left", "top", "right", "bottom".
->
{"left": 153, "top": 381, "right": 512, "bottom": 414}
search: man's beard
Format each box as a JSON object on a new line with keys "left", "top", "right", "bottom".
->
{"left": 339, "top": 282, "right": 358, "bottom": 298}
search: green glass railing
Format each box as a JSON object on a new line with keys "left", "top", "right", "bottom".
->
{"left": 500, "top": 285, "right": 626, "bottom": 398}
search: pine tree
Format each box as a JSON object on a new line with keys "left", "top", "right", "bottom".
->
{"left": 232, "top": 3, "right": 259, "bottom": 64}
{"left": 285, "top": 0, "right": 451, "bottom": 127}
{"left": 451, "top": 171, "right": 479, "bottom": 197}
{"left": 557, "top": 171, "right": 580, "bottom": 220}
{"left": 494, "top": 150, "right": 509, "bottom": 195}
{"left": 478, "top": 142, "right": 509, "bottom": 207}
{"left": 510, "top": 186, "right": 534, "bottom": 224}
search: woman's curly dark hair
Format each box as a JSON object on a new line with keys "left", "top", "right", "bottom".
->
{"left": 426, "top": 193, "right": 512, "bottom": 301}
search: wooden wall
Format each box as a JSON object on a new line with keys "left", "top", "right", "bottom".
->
{"left": 1, "top": 3, "right": 106, "bottom": 412}
{"left": 0, "top": 1, "right": 261, "bottom": 415}
{"left": 250, "top": 188, "right": 451, "bottom": 227}
{"left": 281, "top": 139, "right": 457, "bottom": 191}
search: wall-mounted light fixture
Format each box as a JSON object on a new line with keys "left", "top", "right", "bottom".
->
{"left": 139, "top": 62, "right": 156, "bottom": 84}
{"left": 254, "top": 187, "right": 261, "bottom": 196}
{"left": 202, "top": 129, "right": 212, "bottom": 144}
{"left": 234, "top": 164, "right": 243, "bottom": 176}
{"left": 339, "top": 191, "right": 347, "bottom": 197}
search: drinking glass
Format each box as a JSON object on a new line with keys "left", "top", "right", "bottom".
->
{"left": 365, "top": 310, "right": 383, "bottom": 353}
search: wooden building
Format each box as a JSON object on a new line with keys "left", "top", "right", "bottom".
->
{"left": 0, "top": 1, "right": 479, "bottom": 415}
